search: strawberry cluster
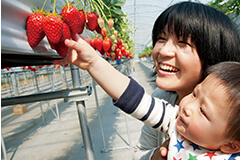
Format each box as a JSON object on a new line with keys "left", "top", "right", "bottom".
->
{"left": 90, "top": 33, "right": 133, "bottom": 60}
{"left": 26, "top": 3, "right": 133, "bottom": 60}
{"left": 26, "top": 4, "right": 106, "bottom": 58}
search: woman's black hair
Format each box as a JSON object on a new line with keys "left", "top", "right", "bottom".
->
{"left": 152, "top": 2, "right": 240, "bottom": 80}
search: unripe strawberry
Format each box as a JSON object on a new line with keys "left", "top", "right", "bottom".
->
{"left": 108, "top": 19, "right": 114, "bottom": 30}
{"left": 110, "top": 34, "right": 116, "bottom": 41}
{"left": 98, "top": 17, "right": 104, "bottom": 28}
{"left": 114, "top": 30, "right": 118, "bottom": 37}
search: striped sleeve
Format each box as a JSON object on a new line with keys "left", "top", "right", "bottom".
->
{"left": 113, "top": 77, "right": 178, "bottom": 136}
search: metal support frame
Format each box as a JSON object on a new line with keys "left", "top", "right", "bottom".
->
{"left": 1, "top": 83, "right": 92, "bottom": 160}
{"left": 93, "top": 61, "right": 134, "bottom": 153}
{"left": 70, "top": 64, "right": 95, "bottom": 160}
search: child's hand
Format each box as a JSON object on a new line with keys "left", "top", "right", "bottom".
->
{"left": 151, "top": 139, "right": 169, "bottom": 160}
{"left": 52, "top": 34, "right": 100, "bottom": 71}
{"left": 53, "top": 34, "right": 130, "bottom": 101}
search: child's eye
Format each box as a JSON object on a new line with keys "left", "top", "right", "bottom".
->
{"left": 192, "top": 91, "right": 196, "bottom": 97}
{"left": 200, "top": 108, "right": 207, "bottom": 117}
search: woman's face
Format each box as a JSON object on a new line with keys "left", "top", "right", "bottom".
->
{"left": 152, "top": 28, "right": 202, "bottom": 100}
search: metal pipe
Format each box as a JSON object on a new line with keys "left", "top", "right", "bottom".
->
{"left": 70, "top": 64, "right": 95, "bottom": 160}
{"left": 1, "top": 87, "right": 91, "bottom": 107}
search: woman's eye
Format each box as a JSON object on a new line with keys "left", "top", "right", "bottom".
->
{"left": 158, "top": 36, "right": 165, "bottom": 40}
{"left": 178, "top": 41, "right": 191, "bottom": 47}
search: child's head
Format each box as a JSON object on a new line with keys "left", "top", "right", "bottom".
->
{"left": 151, "top": 2, "right": 240, "bottom": 98}
{"left": 177, "top": 61, "right": 240, "bottom": 153}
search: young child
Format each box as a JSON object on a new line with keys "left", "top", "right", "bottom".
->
{"left": 52, "top": 35, "right": 240, "bottom": 159}
{"left": 135, "top": 1, "right": 240, "bottom": 159}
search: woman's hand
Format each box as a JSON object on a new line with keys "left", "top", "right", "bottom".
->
{"left": 151, "top": 139, "right": 169, "bottom": 160}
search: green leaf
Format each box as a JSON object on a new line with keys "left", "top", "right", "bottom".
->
{"left": 111, "top": 6, "right": 125, "bottom": 16}
{"left": 102, "top": 0, "right": 111, "bottom": 6}
{"left": 112, "top": 0, "right": 126, "bottom": 7}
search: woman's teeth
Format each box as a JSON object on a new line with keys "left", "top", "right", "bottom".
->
{"left": 160, "top": 64, "right": 179, "bottom": 72}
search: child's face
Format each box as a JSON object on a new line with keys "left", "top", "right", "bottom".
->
{"left": 152, "top": 29, "right": 202, "bottom": 99}
{"left": 176, "top": 74, "right": 230, "bottom": 150}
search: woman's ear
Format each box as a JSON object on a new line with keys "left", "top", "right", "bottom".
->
{"left": 220, "top": 141, "right": 240, "bottom": 154}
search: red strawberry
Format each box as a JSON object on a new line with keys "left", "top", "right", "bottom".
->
{"left": 93, "top": 12, "right": 99, "bottom": 20}
{"left": 52, "top": 22, "right": 70, "bottom": 57}
{"left": 94, "top": 37, "right": 103, "bottom": 52}
{"left": 115, "top": 48, "right": 122, "bottom": 59}
{"left": 54, "top": 41, "right": 68, "bottom": 57}
{"left": 61, "top": 5, "right": 81, "bottom": 34}
{"left": 106, "top": 52, "right": 111, "bottom": 57}
{"left": 100, "top": 48, "right": 105, "bottom": 55}
{"left": 90, "top": 38, "right": 96, "bottom": 49}
{"left": 105, "top": 37, "right": 112, "bottom": 45}
{"left": 78, "top": 9, "right": 86, "bottom": 34}
{"left": 103, "top": 37, "right": 112, "bottom": 52}
{"left": 95, "top": 24, "right": 102, "bottom": 34}
{"left": 121, "top": 47, "right": 126, "bottom": 56}
{"left": 86, "top": 12, "right": 98, "bottom": 31}
{"left": 111, "top": 52, "right": 116, "bottom": 59}
{"left": 108, "top": 19, "right": 114, "bottom": 30}
{"left": 26, "top": 12, "right": 45, "bottom": 47}
{"left": 93, "top": 12, "right": 102, "bottom": 33}
{"left": 101, "top": 27, "right": 108, "bottom": 39}
{"left": 60, "top": 22, "right": 71, "bottom": 41}
{"left": 42, "top": 14, "right": 63, "bottom": 44}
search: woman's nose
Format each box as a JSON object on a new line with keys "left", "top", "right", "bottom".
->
{"left": 159, "top": 40, "right": 176, "bottom": 58}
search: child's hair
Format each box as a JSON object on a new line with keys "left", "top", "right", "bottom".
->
{"left": 152, "top": 2, "right": 240, "bottom": 80}
{"left": 207, "top": 61, "right": 240, "bottom": 142}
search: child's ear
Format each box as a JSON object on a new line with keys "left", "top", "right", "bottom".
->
{"left": 220, "top": 141, "right": 240, "bottom": 154}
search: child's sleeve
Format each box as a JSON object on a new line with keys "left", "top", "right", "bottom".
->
{"left": 113, "top": 77, "right": 178, "bottom": 137}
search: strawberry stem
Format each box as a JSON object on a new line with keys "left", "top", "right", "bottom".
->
{"left": 66, "top": 0, "right": 70, "bottom": 12}
{"left": 77, "top": 0, "right": 85, "bottom": 13}
{"left": 52, "top": 0, "right": 56, "bottom": 14}
{"left": 41, "top": 0, "right": 48, "bottom": 12}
